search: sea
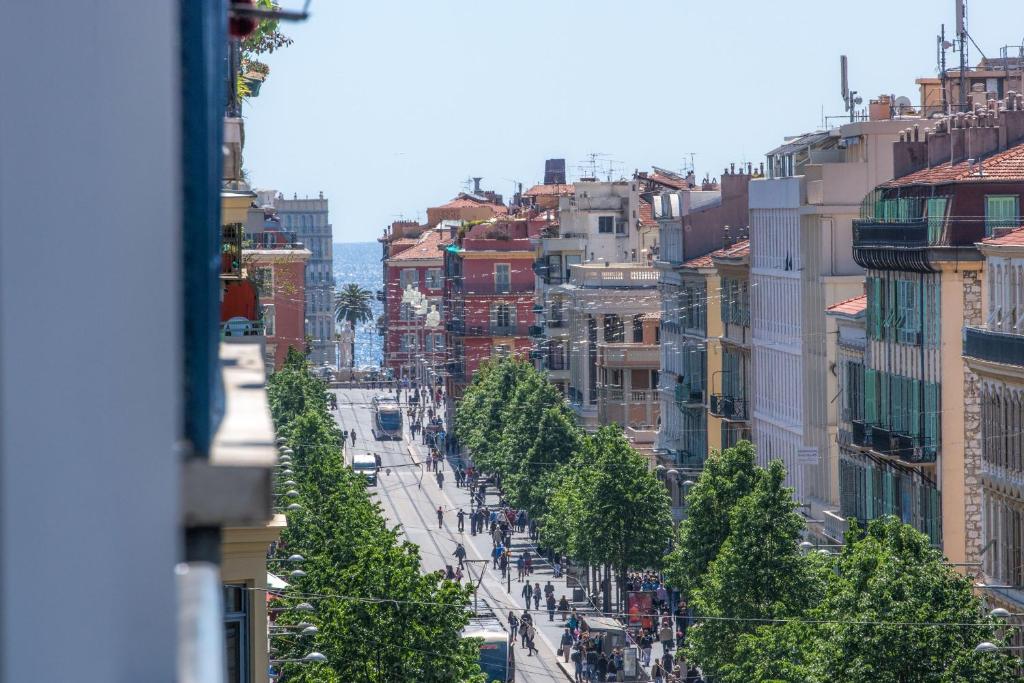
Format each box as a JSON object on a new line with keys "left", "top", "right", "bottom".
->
{"left": 333, "top": 241, "right": 384, "bottom": 369}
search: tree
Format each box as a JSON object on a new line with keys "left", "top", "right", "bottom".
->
{"left": 506, "top": 404, "right": 582, "bottom": 518}
{"left": 334, "top": 283, "right": 373, "bottom": 367}
{"left": 454, "top": 357, "right": 532, "bottom": 474}
{"left": 546, "top": 426, "right": 673, "bottom": 612}
{"left": 664, "top": 441, "right": 759, "bottom": 595}
{"left": 812, "top": 517, "right": 1020, "bottom": 683}
{"left": 688, "top": 460, "right": 824, "bottom": 681}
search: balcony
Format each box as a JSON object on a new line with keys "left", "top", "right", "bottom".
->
{"left": 445, "top": 320, "right": 465, "bottom": 335}
{"left": 851, "top": 419, "right": 867, "bottom": 447}
{"left": 570, "top": 263, "right": 659, "bottom": 289}
{"left": 529, "top": 325, "right": 544, "bottom": 338}
{"left": 599, "top": 343, "right": 660, "bottom": 367}
{"left": 546, "top": 355, "right": 568, "bottom": 371}
{"left": 548, "top": 318, "right": 566, "bottom": 329}
{"left": 674, "top": 384, "right": 704, "bottom": 409}
{"left": 856, "top": 422, "right": 937, "bottom": 464}
{"left": 852, "top": 218, "right": 934, "bottom": 272}
{"left": 220, "top": 223, "right": 244, "bottom": 279}
{"left": 709, "top": 395, "right": 748, "bottom": 421}
{"left": 221, "top": 317, "right": 264, "bottom": 338}
{"left": 964, "top": 327, "right": 1024, "bottom": 367}
{"left": 375, "top": 289, "right": 385, "bottom": 303}
{"left": 823, "top": 510, "right": 849, "bottom": 543}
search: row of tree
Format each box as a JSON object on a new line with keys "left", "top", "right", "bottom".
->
{"left": 267, "top": 349, "right": 484, "bottom": 682}
{"left": 454, "top": 357, "right": 673, "bottom": 611}
{"left": 665, "top": 443, "right": 1020, "bottom": 682}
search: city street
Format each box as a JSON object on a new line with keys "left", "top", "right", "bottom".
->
{"left": 333, "top": 387, "right": 572, "bottom": 682}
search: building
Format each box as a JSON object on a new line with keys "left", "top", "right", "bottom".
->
{"left": 261, "top": 192, "right": 336, "bottom": 368}
{"left": 596, "top": 312, "right": 662, "bottom": 437}
{"left": 382, "top": 225, "right": 451, "bottom": 382}
{"left": 917, "top": 48, "right": 1024, "bottom": 116}
{"left": 444, "top": 218, "right": 537, "bottom": 410}
{"left": 851, "top": 93, "right": 1024, "bottom": 566}
{"left": 533, "top": 176, "right": 659, "bottom": 395}
{"left": 964, "top": 227, "right": 1024, "bottom": 642}
{"left": 557, "top": 262, "right": 660, "bottom": 431}
{"left": 654, "top": 166, "right": 752, "bottom": 470}
{"left": 426, "top": 179, "right": 506, "bottom": 227}
{"left": 711, "top": 239, "right": 753, "bottom": 450}
{"left": 749, "top": 115, "right": 906, "bottom": 539}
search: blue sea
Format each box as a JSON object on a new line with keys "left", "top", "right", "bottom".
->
{"left": 333, "top": 241, "right": 383, "bottom": 368}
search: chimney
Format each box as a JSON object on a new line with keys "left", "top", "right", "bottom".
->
{"left": 723, "top": 225, "right": 731, "bottom": 249}
{"left": 473, "top": 177, "right": 482, "bottom": 193}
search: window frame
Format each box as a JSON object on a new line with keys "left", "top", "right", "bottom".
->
{"left": 985, "top": 194, "right": 1020, "bottom": 236}
{"left": 425, "top": 268, "right": 442, "bottom": 290}
{"left": 597, "top": 216, "right": 614, "bottom": 234}
{"left": 494, "top": 264, "right": 511, "bottom": 294}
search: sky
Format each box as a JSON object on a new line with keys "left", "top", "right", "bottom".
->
{"left": 243, "top": 0, "right": 1023, "bottom": 243}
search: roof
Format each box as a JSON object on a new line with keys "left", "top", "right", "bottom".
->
{"left": 766, "top": 130, "right": 833, "bottom": 157}
{"left": 435, "top": 194, "right": 508, "bottom": 213}
{"left": 686, "top": 240, "right": 750, "bottom": 269}
{"left": 649, "top": 167, "right": 689, "bottom": 190}
{"left": 826, "top": 294, "right": 867, "bottom": 317}
{"left": 885, "top": 141, "right": 1024, "bottom": 187}
{"left": 639, "top": 198, "right": 656, "bottom": 228}
{"left": 981, "top": 226, "right": 1024, "bottom": 246}
{"left": 523, "top": 183, "right": 574, "bottom": 197}
{"left": 388, "top": 229, "right": 449, "bottom": 262}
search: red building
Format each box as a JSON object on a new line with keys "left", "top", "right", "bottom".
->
{"left": 443, "top": 218, "right": 539, "bottom": 403}
{"left": 382, "top": 226, "right": 451, "bottom": 380}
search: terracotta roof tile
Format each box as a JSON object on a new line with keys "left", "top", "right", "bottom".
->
{"left": 712, "top": 239, "right": 750, "bottom": 259}
{"left": 649, "top": 171, "right": 689, "bottom": 190}
{"left": 885, "top": 142, "right": 1024, "bottom": 187}
{"left": 389, "top": 230, "right": 450, "bottom": 261}
{"left": 639, "top": 198, "right": 656, "bottom": 227}
{"left": 523, "top": 183, "right": 574, "bottom": 197}
{"left": 682, "top": 253, "right": 715, "bottom": 269}
{"left": 981, "top": 226, "right": 1024, "bottom": 246}
{"left": 827, "top": 294, "right": 867, "bottom": 316}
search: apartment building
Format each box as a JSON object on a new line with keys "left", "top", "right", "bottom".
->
{"left": 654, "top": 167, "right": 751, "bottom": 469}
{"left": 964, "top": 227, "right": 1024, "bottom": 639}
{"left": 261, "top": 192, "right": 336, "bottom": 367}
{"left": 750, "top": 115, "right": 905, "bottom": 539}
{"left": 444, "top": 218, "right": 537, "bottom": 409}
{"left": 711, "top": 240, "right": 753, "bottom": 450}
{"left": 382, "top": 225, "right": 450, "bottom": 381}
{"left": 851, "top": 93, "right": 1024, "bottom": 566}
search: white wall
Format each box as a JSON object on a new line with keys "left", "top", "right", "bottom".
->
{"left": 0, "top": 3, "right": 180, "bottom": 681}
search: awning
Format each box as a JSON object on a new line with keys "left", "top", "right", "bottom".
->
{"left": 267, "top": 572, "right": 289, "bottom": 591}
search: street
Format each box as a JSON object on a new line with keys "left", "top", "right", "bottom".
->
{"left": 333, "top": 387, "right": 572, "bottom": 682}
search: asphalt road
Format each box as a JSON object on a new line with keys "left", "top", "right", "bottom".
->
{"left": 333, "top": 387, "right": 571, "bottom": 683}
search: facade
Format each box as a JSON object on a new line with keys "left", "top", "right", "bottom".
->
{"left": 750, "top": 116, "right": 905, "bottom": 539}
{"left": 246, "top": 244, "right": 311, "bottom": 371}
{"left": 262, "top": 192, "right": 336, "bottom": 367}
{"left": 382, "top": 226, "right": 451, "bottom": 381}
{"left": 444, "top": 219, "right": 537, "bottom": 406}
{"left": 597, "top": 313, "right": 662, "bottom": 434}
{"left": 851, "top": 94, "right": 1024, "bottom": 566}
{"left": 710, "top": 240, "right": 753, "bottom": 451}
{"left": 557, "top": 262, "right": 661, "bottom": 431}
{"left": 965, "top": 227, "right": 1024, "bottom": 639}
{"left": 654, "top": 167, "right": 752, "bottom": 470}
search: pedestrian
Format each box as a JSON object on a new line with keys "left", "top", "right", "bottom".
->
{"left": 454, "top": 565, "right": 463, "bottom": 582}
{"left": 521, "top": 581, "right": 532, "bottom": 610}
{"left": 651, "top": 660, "right": 665, "bottom": 683}
{"left": 453, "top": 542, "right": 466, "bottom": 568}
{"left": 546, "top": 593, "right": 556, "bottom": 621}
{"left": 350, "top": 429, "right": 356, "bottom": 446}
{"left": 544, "top": 580, "right": 555, "bottom": 601}
{"left": 516, "top": 554, "right": 525, "bottom": 581}
{"left": 560, "top": 628, "right": 574, "bottom": 663}
{"left": 492, "top": 543, "right": 503, "bottom": 569}
{"left": 596, "top": 651, "right": 609, "bottom": 682}
{"left": 456, "top": 508, "right": 465, "bottom": 532}
{"left": 436, "top": 505, "right": 443, "bottom": 529}
{"left": 558, "top": 595, "right": 570, "bottom": 621}
{"left": 532, "top": 582, "right": 541, "bottom": 610}
{"left": 586, "top": 647, "right": 599, "bottom": 683}
{"left": 525, "top": 623, "right": 538, "bottom": 657}
{"left": 524, "top": 552, "right": 533, "bottom": 576}
{"left": 491, "top": 525, "right": 503, "bottom": 549}
{"left": 659, "top": 619, "right": 674, "bottom": 653}
{"left": 571, "top": 646, "right": 583, "bottom": 682}
{"left": 607, "top": 655, "right": 618, "bottom": 682}
{"left": 499, "top": 550, "right": 508, "bottom": 578}
{"left": 661, "top": 651, "right": 673, "bottom": 676}
{"left": 508, "top": 611, "right": 519, "bottom": 641}
{"left": 640, "top": 631, "right": 653, "bottom": 666}
{"left": 436, "top": 469, "right": 444, "bottom": 489}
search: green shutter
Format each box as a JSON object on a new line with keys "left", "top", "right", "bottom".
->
{"left": 869, "top": 277, "right": 882, "bottom": 340}
{"left": 986, "top": 195, "right": 1020, "bottom": 236}
{"left": 865, "top": 368, "right": 878, "bottom": 425}
{"left": 924, "top": 382, "right": 940, "bottom": 450}
{"left": 926, "top": 197, "right": 947, "bottom": 243}
{"left": 880, "top": 372, "right": 891, "bottom": 428}
{"left": 892, "top": 375, "right": 904, "bottom": 433}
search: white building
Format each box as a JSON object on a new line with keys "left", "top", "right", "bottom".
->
{"left": 749, "top": 119, "right": 905, "bottom": 534}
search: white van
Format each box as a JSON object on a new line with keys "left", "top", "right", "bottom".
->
{"left": 351, "top": 453, "right": 378, "bottom": 486}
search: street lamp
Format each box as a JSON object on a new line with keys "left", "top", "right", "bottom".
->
{"left": 270, "top": 651, "right": 327, "bottom": 665}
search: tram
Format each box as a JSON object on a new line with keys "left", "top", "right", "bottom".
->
{"left": 371, "top": 395, "right": 403, "bottom": 440}
{"left": 463, "top": 604, "right": 514, "bottom": 682}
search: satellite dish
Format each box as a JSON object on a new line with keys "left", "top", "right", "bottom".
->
{"left": 894, "top": 95, "right": 912, "bottom": 113}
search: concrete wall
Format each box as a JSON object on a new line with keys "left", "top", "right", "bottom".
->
{"left": 0, "top": 2, "right": 181, "bottom": 681}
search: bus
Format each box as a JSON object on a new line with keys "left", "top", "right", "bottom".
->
{"left": 371, "top": 395, "right": 403, "bottom": 440}
{"left": 349, "top": 453, "right": 378, "bottom": 486}
{"left": 463, "top": 604, "right": 514, "bottom": 682}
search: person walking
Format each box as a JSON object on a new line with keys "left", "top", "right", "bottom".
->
{"left": 516, "top": 554, "right": 525, "bottom": 582}
{"left": 585, "top": 648, "right": 598, "bottom": 683}
{"left": 659, "top": 619, "right": 674, "bottom": 653}
{"left": 558, "top": 595, "right": 570, "bottom": 621}
{"left": 532, "top": 582, "right": 541, "bottom": 611}
{"left": 435, "top": 469, "right": 444, "bottom": 489}
{"left": 524, "top": 551, "right": 533, "bottom": 576}
{"left": 499, "top": 549, "right": 509, "bottom": 578}
{"left": 521, "top": 581, "right": 532, "bottom": 610}
{"left": 456, "top": 508, "right": 465, "bottom": 532}
{"left": 640, "top": 630, "right": 653, "bottom": 666}
{"left": 651, "top": 659, "right": 665, "bottom": 683}
{"left": 350, "top": 429, "right": 356, "bottom": 446}
{"left": 524, "top": 622, "right": 538, "bottom": 657}
{"left": 508, "top": 611, "right": 519, "bottom": 641}
{"left": 491, "top": 524, "right": 503, "bottom": 549}
{"left": 546, "top": 593, "right": 556, "bottom": 621}
{"left": 453, "top": 542, "right": 466, "bottom": 569}
{"left": 571, "top": 646, "right": 583, "bottom": 682}
{"left": 560, "top": 628, "right": 574, "bottom": 664}
{"left": 436, "top": 505, "right": 444, "bottom": 529}
{"left": 492, "top": 543, "right": 503, "bottom": 569}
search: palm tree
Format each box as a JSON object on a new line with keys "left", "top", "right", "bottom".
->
{"left": 334, "top": 283, "right": 374, "bottom": 367}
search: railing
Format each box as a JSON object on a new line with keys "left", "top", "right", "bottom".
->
{"left": 709, "top": 395, "right": 748, "bottom": 420}
{"left": 546, "top": 355, "right": 568, "bottom": 371}
{"left": 220, "top": 223, "right": 243, "bottom": 278}
{"left": 857, "top": 423, "right": 937, "bottom": 463}
{"left": 964, "top": 327, "right": 1024, "bottom": 367}
{"left": 221, "top": 318, "right": 263, "bottom": 337}
{"left": 571, "top": 265, "right": 659, "bottom": 289}
{"left": 675, "top": 384, "right": 704, "bottom": 409}
{"left": 870, "top": 426, "right": 893, "bottom": 454}
{"left": 661, "top": 321, "right": 681, "bottom": 336}
{"left": 445, "top": 320, "right": 464, "bottom": 335}
{"left": 629, "top": 390, "right": 653, "bottom": 402}
{"left": 853, "top": 218, "right": 930, "bottom": 249}
{"left": 851, "top": 420, "right": 867, "bottom": 447}
{"left": 823, "top": 510, "right": 849, "bottom": 543}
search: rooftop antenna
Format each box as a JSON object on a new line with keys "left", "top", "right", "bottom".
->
{"left": 840, "top": 55, "right": 862, "bottom": 122}
{"left": 955, "top": 0, "right": 968, "bottom": 111}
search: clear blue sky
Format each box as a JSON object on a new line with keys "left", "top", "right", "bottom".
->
{"left": 244, "top": 0, "right": 1022, "bottom": 243}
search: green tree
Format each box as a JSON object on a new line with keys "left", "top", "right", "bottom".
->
{"left": 664, "top": 441, "right": 759, "bottom": 595}
{"left": 813, "top": 517, "right": 1020, "bottom": 683}
{"left": 454, "top": 357, "right": 532, "bottom": 474}
{"left": 688, "top": 460, "right": 824, "bottom": 680}
{"left": 506, "top": 404, "right": 582, "bottom": 517}
{"left": 334, "top": 283, "right": 373, "bottom": 367}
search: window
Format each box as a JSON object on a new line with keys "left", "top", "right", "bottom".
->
{"left": 615, "top": 218, "right": 626, "bottom": 234}
{"left": 400, "top": 268, "right": 418, "bottom": 290}
{"left": 895, "top": 279, "right": 921, "bottom": 344}
{"left": 598, "top": 216, "right": 614, "bottom": 233}
{"left": 986, "top": 195, "right": 1020, "bottom": 236}
{"left": 491, "top": 303, "right": 515, "bottom": 332}
{"left": 252, "top": 267, "right": 273, "bottom": 298}
{"left": 424, "top": 334, "right": 433, "bottom": 352}
{"left": 603, "top": 314, "right": 624, "bottom": 342}
{"left": 494, "top": 264, "right": 510, "bottom": 294}
{"left": 425, "top": 268, "right": 442, "bottom": 289}
{"left": 546, "top": 254, "right": 563, "bottom": 284}
{"left": 262, "top": 304, "right": 275, "bottom": 336}
{"left": 400, "top": 303, "right": 414, "bottom": 321}
{"left": 633, "top": 314, "right": 644, "bottom": 343}
{"left": 400, "top": 333, "right": 417, "bottom": 352}
{"left": 224, "top": 584, "right": 249, "bottom": 683}
{"left": 564, "top": 254, "right": 581, "bottom": 282}
{"left": 433, "top": 333, "right": 444, "bottom": 350}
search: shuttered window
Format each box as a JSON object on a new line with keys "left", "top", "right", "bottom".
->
{"left": 986, "top": 195, "right": 1020, "bottom": 236}
{"left": 865, "top": 368, "right": 878, "bottom": 425}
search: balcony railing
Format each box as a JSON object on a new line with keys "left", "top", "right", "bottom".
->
{"left": 546, "top": 355, "right": 568, "bottom": 371}
{"left": 674, "top": 384, "right": 704, "bottom": 409}
{"left": 823, "top": 510, "right": 849, "bottom": 543}
{"left": 548, "top": 318, "right": 566, "bottom": 328}
{"left": 851, "top": 420, "right": 867, "bottom": 447}
{"left": 445, "top": 320, "right": 464, "bottom": 335}
{"left": 220, "top": 223, "right": 243, "bottom": 278}
{"left": 964, "top": 326, "right": 1024, "bottom": 367}
{"left": 853, "top": 218, "right": 930, "bottom": 248}
{"left": 221, "top": 317, "right": 264, "bottom": 338}
{"left": 709, "top": 394, "right": 748, "bottom": 420}
{"left": 529, "top": 325, "right": 544, "bottom": 338}
{"left": 854, "top": 421, "right": 937, "bottom": 464}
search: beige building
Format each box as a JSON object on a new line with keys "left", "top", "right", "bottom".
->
{"left": 597, "top": 313, "right": 661, "bottom": 433}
